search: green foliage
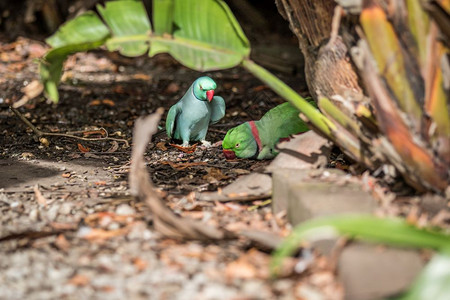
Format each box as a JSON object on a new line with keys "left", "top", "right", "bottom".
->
{"left": 40, "top": 0, "right": 250, "bottom": 102}
{"left": 39, "top": 0, "right": 327, "bottom": 140}
{"left": 40, "top": 12, "right": 110, "bottom": 102}
{"left": 398, "top": 252, "right": 450, "bottom": 300}
{"left": 149, "top": 0, "right": 250, "bottom": 70}
{"left": 271, "top": 214, "right": 450, "bottom": 297}
{"left": 98, "top": 1, "right": 152, "bottom": 56}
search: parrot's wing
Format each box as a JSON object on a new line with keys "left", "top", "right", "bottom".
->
{"left": 209, "top": 96, "right": 225, "bottom": 124}
{"left": 260, "top": 102, "right": 309, "bottom": 137}
{"left": 166, "top": 103, "right": 181, "bottom": 139}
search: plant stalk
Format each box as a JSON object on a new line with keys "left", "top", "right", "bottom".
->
{"left": 242, "top": 59, "right": 335, "bottom": 137}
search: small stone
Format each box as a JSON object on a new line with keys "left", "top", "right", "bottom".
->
{"left": 115, "top": 204, "right": 135, "bottom": 216}
{"left": 29, "top": 208, "right": 40, "bottom": 222}
{"left": 46, "top": 204, "right": 60, "bottom": 221}
{"left": 58, "top": 203, "right": 72, "bottom": 215}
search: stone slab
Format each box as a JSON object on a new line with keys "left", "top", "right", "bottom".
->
{"left": 338, "top": 243, "right": 425, "bottom": 300}
{"left": 265, "top": 131, "right": 331, "bottom": 173}
{"left": 272, "top": 168, "right": 376, "bottom": 223}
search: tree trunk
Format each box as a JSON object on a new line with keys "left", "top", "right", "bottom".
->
{"left": 275, "top": 0, "right": 365, "bottom": 112}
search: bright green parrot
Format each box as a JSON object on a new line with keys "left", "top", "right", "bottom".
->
{"left": 166, "top": 76, "right": 225, "bottom": 147}
{"left": 222, "top": 102, "right": 311, "bottom": 159}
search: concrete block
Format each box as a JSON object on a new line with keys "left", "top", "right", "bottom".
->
{"left": 338, "top": 243, "right": 425, "bottom": 300}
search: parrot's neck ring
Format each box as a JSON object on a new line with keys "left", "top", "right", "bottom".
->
{"left": 248, "top": 121, "right": 263, "bottom": 155}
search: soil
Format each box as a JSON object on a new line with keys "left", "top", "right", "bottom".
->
{"left": 0, "top": 32, "right": 345, "bottom": 299}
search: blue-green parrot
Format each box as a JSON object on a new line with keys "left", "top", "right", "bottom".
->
{"left": 166, "top": 76, "right": 225, "bottom": 147}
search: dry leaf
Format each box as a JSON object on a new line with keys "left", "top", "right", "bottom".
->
{"left": 132, "top": 73, "right": 152, "bottom": 81}
{"left": 62, "top": 172, "right": 71, "bottom": 178}
{"left": 21, "top": 152, "right": 35, "bottom": 159}
{"left": 33, "top": 185, "right": 48, "bottom": 207}
{"left": 78, "top": 227, "right": 129, "bottom": 241}
{"left": 68, "top": 274, "right": 90, "bottom": 286}
{"left": 55, "top": 234, "right": 70, "bottom": 252}
{"left": 225, "top": 258, "right": 258, "bottom": 280}
{"left": 203, "top": 167, "right": 229, "bottom": 182}
{"left": 169, "top": 143, "right": 197, "bottom": 153}
{"left": 13, "top": 80, "right": 44, "bottom": 108}
{"left": 156, "top": 141, "right": 168, "bottom": 151}
{"left": 164, "top": 82, "right": 180, "bottom": 94}
{"left": 161, "top": 160, "right": 207, "bottom": 170}
{"left": 88, "top": 99, "right": 115, "bottom": 107}
{"left": 77, "top": 143, "right": 90, "bottom": 153}
{"left": 132, "top": 257, "right": 148, "bottom": 272}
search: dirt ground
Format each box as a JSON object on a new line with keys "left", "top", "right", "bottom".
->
{"left": 0, "top": 31, "right": 348, "bottom": 299}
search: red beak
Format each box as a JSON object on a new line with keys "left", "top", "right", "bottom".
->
{"left": 206, "top": 90, "right": 214, "bottom": 102}
{"left": 223, "top": 149, "right": 236, "bottom": 160}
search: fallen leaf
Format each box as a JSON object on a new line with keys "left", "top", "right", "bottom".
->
{"left": 28, "top": 42, "right": 47, "bottom": 58}
{"left": 232, "top": 169, "right": 251, "bottom": 175}
{"left": 252, "top": 85, "right": 270, "bottom": 92}
{"left": 203, "top": 167, "right": 229, "bottom": 182}
{"left": 62, "top": 172, "right": 72, "bottom": 178}
{"left": 99, "top": 286, "right": 115, "bottom": 293}
{"left": 94, "top": 181, "right": 107, "bottom": 186}
{"left": 77, "top": 143, "right": 90, "bottom": 153}
{"left": 225, "top": 257, "right": 257, "bottom": 280}
{"left": 54, "top": 234, "right": 71, "bottom": 252}
{"left": 156, "top": 141, "right": 168, "bottom": 151}
{"left": 113, "top": 85, "right": 125, "bottom": 93}
{"left": 68, "top": 274, "right": 90, "bottom": 286}
{"left": 21, "top": 152, "right": 35, "bottom": 160}
{"left": 164, "top": 82, "right": 180, "bottom": 94}
{"left": 33, "top": 185, "right": 48, "bottom": 207}
{"left": 132, "top": 73, "right": 152, "bottom": 81}
{"left": 50, "top": 222, "right": 78, "bottom": 230}
{"left": 22, "top": 80, "right": 44, "bottom": 99}
{"left": 78, "top": 227, "right": 129, "bottom": 241}
{"left": 169, "top": 143, "right": 197, "bottom": 153}
{"left": 88, "top": 99, "right": 115, "bottom": 107}
{"left": 132, "top": 257, "right": 148, "bottom": 272}
{"left": 13, "top": 80, "right": 44, "bottom": 108}
{"left": 161, "top": 160, "right": 207, "bottom": 170}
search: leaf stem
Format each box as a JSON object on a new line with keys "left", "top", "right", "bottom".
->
{"left": 241, "top": 59, "right": 335, "bottom": 136}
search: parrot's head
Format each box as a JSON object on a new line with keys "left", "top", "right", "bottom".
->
{"left": 222, "top": 123, "right": 257, "bottom": 159}
{"left": 193, "top": 76, "right": 217, "bottom": 102}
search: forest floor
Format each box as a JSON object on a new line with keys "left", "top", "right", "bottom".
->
{"left": 0, "top": 36, "right": 349, "bottom": 299}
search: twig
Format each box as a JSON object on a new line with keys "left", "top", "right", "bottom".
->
{"left": 326, "top": 5, "right": 343, "bottom": 50}
{"left": 10, "top": 106, "right": 129, "bottom": 147}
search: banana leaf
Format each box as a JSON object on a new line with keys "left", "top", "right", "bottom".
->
{"left": 40, "top": 0, "right": 250, "bottom": 102}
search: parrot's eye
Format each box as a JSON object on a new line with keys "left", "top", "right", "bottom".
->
{"left": 235, "top": 143, "right": 240, "bottom": 148}
{"left": 199, "top": 85, "right": 203, "bottom": 90}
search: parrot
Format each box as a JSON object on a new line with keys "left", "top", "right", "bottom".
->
{"left": 222, "top": 102, "right": 311, "bottom": 160}
{"left": 166, "top": 76, "right": 225, "bottom": 147}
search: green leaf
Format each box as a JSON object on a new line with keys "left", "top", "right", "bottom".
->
{"left": 398, "top": 252, "right": 450, "bottom": 300}
{"left": 41, "top": 12, "right": 110, "bottom": 102}
{"left": 150, "top": 0, "right": 250, "bottom": 70}
{"left": 97, "top": 1, "right": 151, "bottom": 56}
{"left": 45, "top": 12, "right": 110, "bottom": 48}
{"left": 271, "top": 215, "right": 450, "bottom": 276}
{"left": 153, "top": 0, "right": 174, "bottom": 35}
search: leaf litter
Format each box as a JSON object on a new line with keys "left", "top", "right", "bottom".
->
{"left": 2, "top": 35, "right": 428, "bottom": 299}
